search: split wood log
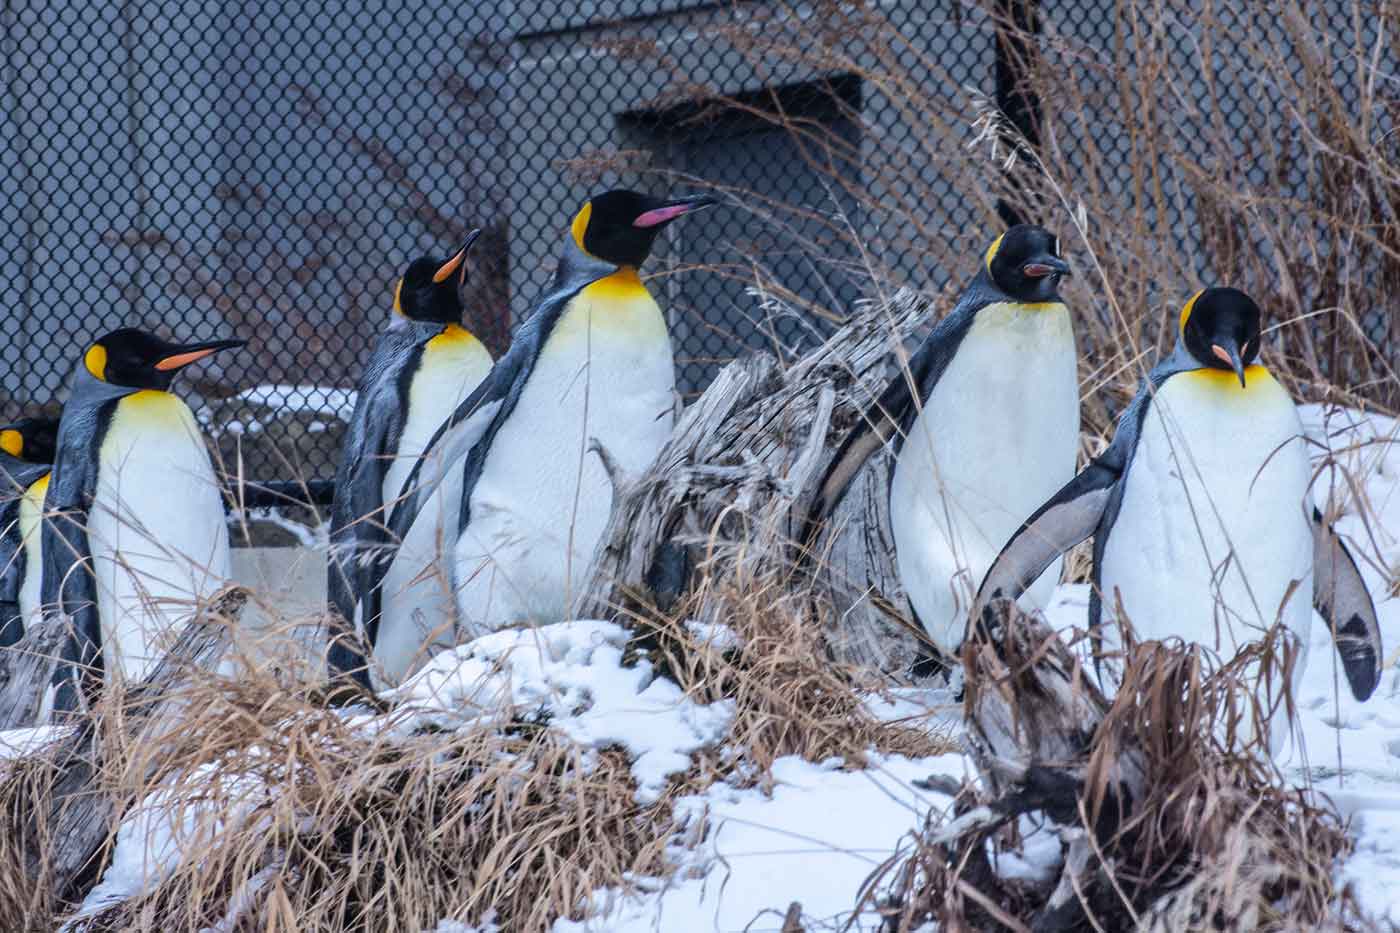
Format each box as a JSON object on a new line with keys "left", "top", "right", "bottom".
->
{"left": 574, "top": 288, "right": 933, "bottom": 670}
{"left": 0, "top": 618, "right": 71, "bottom": 731}
{"left": 5, "top": 587, "right": 245, "bottom": 908}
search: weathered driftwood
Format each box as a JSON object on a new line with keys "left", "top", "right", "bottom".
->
{"left": 951, "top": 598, "right": 1150, "bottom": 933}
{"left": 0, "top": 619, "right": 70, "bottom": 730}
{"left": 575, "top": 289, "right": 931, "bottom": 669}
{"left": 9, "top": 587, "right": 244, "bottom": 906}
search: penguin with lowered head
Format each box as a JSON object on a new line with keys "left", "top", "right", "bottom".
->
{"left": 977, "top": 287, "right": 1383, "bottom": 743}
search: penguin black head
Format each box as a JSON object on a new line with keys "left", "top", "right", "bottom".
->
{"left": 571, "top": 189, "right": 718, "bottom": 268}
{"left": 395, "top": 229, "right": 481, "bottom": 324}
{"left": 84, "top": 329, "right": 246, "bottom": 391}
{"left": 1179, "top": 287, "right": 1262, "bottom": 387}
{"left": 0, "top": 417, "right": 58, "bottom": 464}
{"left": 984, "top": 225, "right": 1071, "bottom": 303}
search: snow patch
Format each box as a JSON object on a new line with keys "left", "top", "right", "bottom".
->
{"left": 557, "top": 752, "right": 966, "bottom": 932}
{"left": 393, "top": 620, "right": 736, "bottom": 804}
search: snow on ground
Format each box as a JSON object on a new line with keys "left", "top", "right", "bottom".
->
{"left": 57, "top": 403, "right": 1400, "bottom": 927}
{"left": 392, "top": 620, "right": 736, "bottom": 804}
{"left": 558, "top": 753, "right": 966, "bottom": 933}
{"left": 0, "top": 725, "right": 62, "bottom": 760}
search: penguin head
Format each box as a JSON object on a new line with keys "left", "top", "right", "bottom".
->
{"left": 0, "top": 417, "right": 58, "bottom": 464}
{"left": 83, "top": 329, "right": 246, "bottom": 391}
{"left": 1179, "top": 287, "right": 1261, "bottom": 387}
{"left": 984, "top": 225, "right": 1071, "bottom": 303}
{"left": 394, "top": 229, "right": 481, "bottom": 324}
{"left": 571, "top": 189, "right": 718, "bottom": 268}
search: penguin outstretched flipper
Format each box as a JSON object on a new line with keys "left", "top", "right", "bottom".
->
{"left": 975, "top": 461, "right": 1120, "bottom": 612}
{"left": 1310, "top": 506, "right": 1383, "bottom": 701}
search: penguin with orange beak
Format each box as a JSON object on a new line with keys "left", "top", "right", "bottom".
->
{"left": 327, "top": 232, "right": 494, "bottom": 688}
{"left": 336, "top": 189, "right": 715, "bottom": 676}
{"left": 43, "top": 328, "right": 244, "bottom": 712}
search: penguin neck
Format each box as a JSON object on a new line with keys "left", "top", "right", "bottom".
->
{"left": 584, "top": 265, "right": 650, "bottom": 302}
{"left": 426, "top": 321, "right": 484, "bottom": 352}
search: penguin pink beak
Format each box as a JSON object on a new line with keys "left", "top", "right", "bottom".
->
{"left": 633, "top": 195, "right": 718, "bottom": 228}
{"left": 1211, "top": 342, "right": 1248, "bottom": 387}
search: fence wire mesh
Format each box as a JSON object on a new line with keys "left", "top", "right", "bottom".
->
{"left": 1, "top": 0, "right": 1394, "bottom": 496}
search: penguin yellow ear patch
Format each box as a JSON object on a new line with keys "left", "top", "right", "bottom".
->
{"left": 1178, "top": 288, "right": 1205, "bottom": 334}
{"left": 84, "top": 344, "right": 108, "bottom": 381}
{"left": 571, "top": 202, "right": 593, "bottom": 254}
{"left": 984, "top": 233, "right": 1005, "bottom": 273}
{"left": 0, "top": 430, "right": 21, "bottom": 458}
{"left": 392, "top": 279, "right": 405, "bottom": 317}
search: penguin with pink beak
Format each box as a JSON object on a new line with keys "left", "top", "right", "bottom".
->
{"left": 337, "top": 189, "right": 717, "bottom": 678}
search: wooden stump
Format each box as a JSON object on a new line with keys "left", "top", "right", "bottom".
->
{"left": 575, "top": 288, "right": 932, "bottom": 669}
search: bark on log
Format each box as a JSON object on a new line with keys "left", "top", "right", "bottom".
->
{"left": 8, "top": 587, "right": 244, "bottom": 906}
{"left": 575, "top": 289, "right": 932, "bottom": 669}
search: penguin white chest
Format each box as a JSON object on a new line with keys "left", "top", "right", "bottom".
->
{"left": 1100, "top": 368, "right": 1314, "bottom": 661}
{"left": 454, "top": 276, "right": 675, "bottom": 630}
{"left": 891, "top": 302, "right": 1080, "bottom": 653}
{"left": 375, "top": 329, "right": 493, "bottom": 683}
{"left": 88, "top": 391, "right": 231, "bottom": 683}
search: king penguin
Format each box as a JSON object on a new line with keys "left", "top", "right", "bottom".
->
{"left": 44, "top": 328, "right": 244, "bottom": 712}
{"left": 978, "top": 287, "right": 1383, "bottom": 727}
{"left": 806, "top": 224, "right": 1079, "bottom": 666}
{"left": 327, "top": 231, "right": 494, "bottom": 688}
{"left": 0, "top": 417, "right": 59, "bottom": 646}
{"left": 345, "top": 189, "right": 715, "bottom": 667}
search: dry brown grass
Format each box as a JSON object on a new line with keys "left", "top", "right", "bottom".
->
{"left": 866, "top": 625, "right": 1381, "bottom": 931}
{"left": 614, "top": 0, "right": 1398, "bottom": 438}
{"left": 626, "top": 560, "right": 955, "bottom": 779}
{"left": 0, "top": 556, "right": 954, "bottom": 932}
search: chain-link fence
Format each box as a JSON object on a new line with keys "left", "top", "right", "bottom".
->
{"left": 2, "top": 0, "right": 1394, "bottom": 501}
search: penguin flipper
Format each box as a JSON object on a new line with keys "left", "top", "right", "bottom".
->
{"left": 38, "top": 415, "right": 106, "bottom": 712}
{"left": 975, "top": 461, "right": 1119, "bottom": 611}
{"left": 326, "top": 387, "right": 402, "bottom": 686}
{"left": 803, "top": 312, "right": 975, "bottom": 544}
{"left": 42, "top": 501, "right": 103, "bottom": 712}
{"left": 0, "top": 500, "right": 25, "bottom": 647}
{"left": 1310, "top": 507, "right": 1383, "bottom": 701}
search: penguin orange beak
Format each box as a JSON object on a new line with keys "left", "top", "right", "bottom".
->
{"left": 633, "top": 195, "right": 718, "bottom": 228}
{"left": 432, "top": 229, "right": 482, "bottom": 284}
{"left": 154, "top": 339, "right": 247, "bottom": 372}
{"left": 1211, "top": 341, "right": 1247, "bottom": 387}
